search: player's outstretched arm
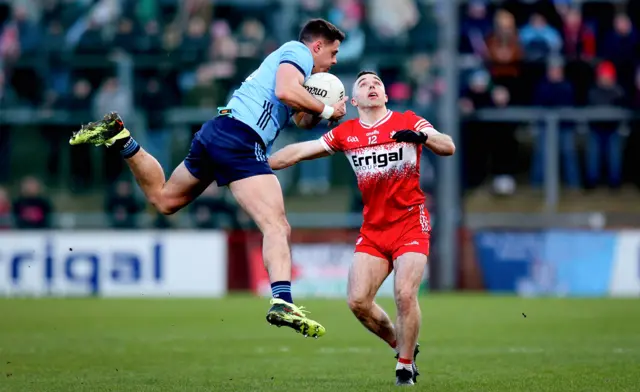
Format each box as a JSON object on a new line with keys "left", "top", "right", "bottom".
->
{"left": 269, "top": 140, "right": 330, "bottom": 170}
{"left": 275, "top": 63, "right": 347, "bottom": 125}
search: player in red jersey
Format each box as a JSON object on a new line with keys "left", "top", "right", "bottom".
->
{"left": 269, "top": 70, "right": 455, "bottom": 386}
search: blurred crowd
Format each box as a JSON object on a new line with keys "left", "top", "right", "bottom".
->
{"left": 1, "top": 0, "right": 640, "bottom": 227}
{"left": 459, "top": 0, "right": 640, "bottom": 194}
{"left": 0, "top": 176, "right": 248, "bottom": 229}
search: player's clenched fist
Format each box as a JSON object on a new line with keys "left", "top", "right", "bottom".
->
{"left": 391, "top": 129, "right": 428, "bottom": 144}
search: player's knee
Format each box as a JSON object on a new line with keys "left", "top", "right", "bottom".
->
{"left": 261, "top": 215, "right": 291, "bottom": 239}
{"left": 395, "top": 288, "right": 417, "bottom": 315}
{"left": 152, "top": 197, "right": 181, "bottom": 215}
{"left": 347, "top": 296, "right": 371, "bottom": 316}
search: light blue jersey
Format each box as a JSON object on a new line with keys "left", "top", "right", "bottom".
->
{"left": 226, "top": 41, "right": 314, "bottom": 153}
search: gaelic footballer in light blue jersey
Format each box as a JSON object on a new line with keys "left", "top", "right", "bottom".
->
{"left": 69, "top": 19, "right": 347, "bottom": 340}
{"left": 226, "top": 40, "right": 315, "bottom": 152}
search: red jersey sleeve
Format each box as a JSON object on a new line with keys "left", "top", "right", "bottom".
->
{"left": 320, "top": 123, "right": 347, "bottom": 154}
{"left": 404, "top": 110, "right": 434, "bottom": 133}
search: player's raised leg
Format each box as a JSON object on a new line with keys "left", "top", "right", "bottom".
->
{"left": 69, "top": 112, "right": 210, "bottom": 214}
{"left": 393, "top": 252, "right": 428, "bottom": 386}
{"left": 229, "top": 173, "right": 325, "bottom": 338}
{"left": 347, "top": 252, "right": 396, "bottom": 348}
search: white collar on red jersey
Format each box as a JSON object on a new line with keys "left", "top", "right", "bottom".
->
{"left": 359, "top": 110, "right": 392, "bottom": 129}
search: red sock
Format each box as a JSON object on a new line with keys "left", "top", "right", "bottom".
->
{"left": 390, "top": 340, "right": 397, "bottom": 350}
{"left": 398, "top": 357, "right": 413, "bottom": 365}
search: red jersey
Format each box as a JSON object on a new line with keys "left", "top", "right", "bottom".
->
{"left": 320, "top": 110, "right": 432, "bottom": 229}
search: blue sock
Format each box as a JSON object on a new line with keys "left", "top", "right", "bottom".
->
{"left": 271, "top": 281, "right": 293, "bottom": 303}
{"left": 112, "top": 135, "right": 140, "bottom": 159}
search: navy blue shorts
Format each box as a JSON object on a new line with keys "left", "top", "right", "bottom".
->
{"left": 184, "top": 115, "right": 273, "bottom": 187}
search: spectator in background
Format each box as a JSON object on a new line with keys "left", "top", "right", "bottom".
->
{"left": 626, "top": 67, "right": 640, "bottom": 189}
{"left": 0, "top": 16, "right": 21, "bottom": 64}
{"left": 0, "top": 68, "right": 17, "bottom": 107}
{"left": 484, "top": 10, "right": 522, "bottom": 98}
{"left": 45, "top": 18, "right": 70, "bottom": 97}
{"left": 139, "top": 77, "right": 174, "bottom": 174}
{"left": 460, "top": 69, "right": 493, "bottom": 189}
{"left": 11, "top": 5, "right": 41, "bottom": 56}
{"left": 112, "top": 17, "right": 137, "bottom": 53}
{"left": 459, "top": 0, "right": 492, "bottom": 56}
{"left": 487, "top": 86, "right": 519, "bottom": 196}
{"left": 236, "top": 18, "right": 266, "bottom": 59}
{"left": 407, "top": 53, "right": 443, "bottom": 118}
{"left": 519, "top": 13, "right": 562, "bottom": 62}
{"left": 0, "top": 70, "right": 12, "bottom": 183}
{"left": 183, "top": 20, "right": 238, "bottom": 108}
{"left": 328, "top": 1, "right": 365, "bottom": 65}
{"left": 93, "top": 76, "right": 132, "bottom": 126}
{"left": 135, "top": 19, "right": 162, "bottom": 55}
{"left": 181, "top": 16, "right": 210, "bottom": 66}
{"left": 561, "top": 6, "right": 596, "bottom": 105}
{"left": 367, "top": 0, "right": 419, "bottom": 53}
{"left": 586, "top": 61, "right": 626, "bottom": 189}
{"left": 190, "top": 184, "right": 241, "bottom": 229}
{"left": 105, "top": 180, "right": 141, "bottom": 229}
{"left": 65, "top": 79, "right": 94, "bottom": 190}
{"left": 531, "top": 58, "right": 580, "bottom": 189}
{"left": 601, "top": 14, "right": 638, "bottom": 98}
{"left": 12, "top": 176, "right": 53, "bottom": 229}
{"left": 561, "top": 7, "right": 595, "bottom": 60}
{"left": 297, "top": 121, "right": 331, "bottom": 195}
{"left": 75, "top": 18, "right": 104, "bottom": 55}
{"left": 0, "top": 186, "right": 11, "bottom": 229}
{"left": 94, "top": 76, "right": 131, "bottom": 182}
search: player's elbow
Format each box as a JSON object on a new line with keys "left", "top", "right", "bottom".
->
{"left": 275, "top": 85, "right": 291, "bottom": 103}
{"left": 434, "top": 139, "right": 456, "bottom": 156}
{"left": 440, "top": 142, "right": 456, "bottom": 156}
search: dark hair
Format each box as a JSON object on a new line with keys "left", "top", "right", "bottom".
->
{"left": 299, "top": 19, "right": 345, "bottom": 44}
{"left": 355, "top": 70, "right": 379, "bottom": 80}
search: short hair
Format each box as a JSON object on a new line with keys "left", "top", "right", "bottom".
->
{"left": 352, "top": 70, "right": 382, "bottom": 96}
{"left": 299, "top": 19, "right": 345, "bottom": 44}
{"left": 355, "top": 70, "right": 379, "bottom": 81}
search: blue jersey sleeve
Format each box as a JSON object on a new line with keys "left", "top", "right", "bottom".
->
{"left": 279, "top": 42, "right": 313, "bottom": 79}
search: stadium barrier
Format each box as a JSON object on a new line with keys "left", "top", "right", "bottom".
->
{"left": 473, "top": 230, "right": 640, "bottom": 297}
{"left": 239, "top": 229, "right": 430, "bottom": 298}
{"left": 0, "top": 230, "right": 227, "bottom": 297}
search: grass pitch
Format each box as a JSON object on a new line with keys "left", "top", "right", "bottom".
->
{"left": 0, "top": 295, "right": 638, "bottom": 391}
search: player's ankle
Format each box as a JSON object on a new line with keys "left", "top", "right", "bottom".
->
{"left": 271, "top": 281, "right": 293, "bottom": 303}
{"left": 112, "top": 135, "right": 140, "bottom": 159}
{"left": 396, "top": 357, "right": 413, "bottom": 372}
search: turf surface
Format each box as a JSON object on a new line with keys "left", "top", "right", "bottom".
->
{"left": 0, "top": 295, "right": 638, "bottom": 391}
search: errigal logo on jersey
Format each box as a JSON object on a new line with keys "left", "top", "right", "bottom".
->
{"left": 351, "top": 147, "right": 404, "bottom": 170}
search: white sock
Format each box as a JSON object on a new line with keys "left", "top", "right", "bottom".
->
{"left": 396, "top": 361, "right": 413, "bottom": 372}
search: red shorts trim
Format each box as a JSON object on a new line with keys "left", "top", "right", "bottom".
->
{"left": 354, "top": 205, "right": 431, "bottom": 261}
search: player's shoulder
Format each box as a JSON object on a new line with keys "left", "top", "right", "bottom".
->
{"left": 325, "top": 118, "right": 358, "bottom": 142}
{"left": 278, "top": 40, "right": 313, "bottom": 76}
{"left": 333, "top": 118, "right": 359, "bottom": 135}
{"left": 279, "top": 40, "right": 312, "bottom": 56}
{"left": 393, "top": 110, "right": 433, "bottom": 129}
{"left": 399, "top": 110, "right": 420, "bottom": 119}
